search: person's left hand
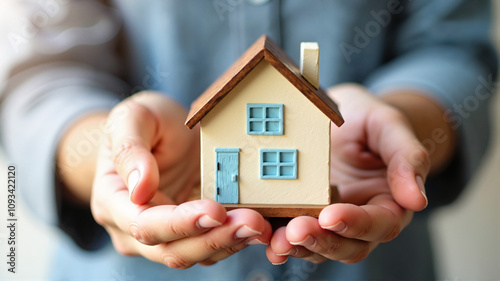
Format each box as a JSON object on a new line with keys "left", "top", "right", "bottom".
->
{"left": 266, "top": 84, "right": 430, "bottom": 264}
{"left": 90, "top": 92, "right": 271, "bottom": 269}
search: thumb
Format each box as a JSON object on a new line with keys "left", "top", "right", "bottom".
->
{"left": 380, "top": 118, "right": 430, "bottom": 211}
{"left": 107, "top": 101, "right": 160, "bottom": 205}
{"left": 387, "top": 146, "right": 430, "bottom": 211}
{"left": 328, "top": 84, "right": 430, "bottom": 211}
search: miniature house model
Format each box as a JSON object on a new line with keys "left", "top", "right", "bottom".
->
{"left": 185, "top": 35, "right": 344, "bottom": 216}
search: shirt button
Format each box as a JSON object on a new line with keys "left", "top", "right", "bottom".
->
{"left": 246, "top": 0, "right": 271, "bottom": 6}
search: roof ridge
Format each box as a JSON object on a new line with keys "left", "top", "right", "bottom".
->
{"left": 185, "top": 35, "right": 344, "bottom": 129}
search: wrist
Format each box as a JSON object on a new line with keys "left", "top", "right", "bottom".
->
{"left": 57, "top": 112, "right": 109, "bottom": 204}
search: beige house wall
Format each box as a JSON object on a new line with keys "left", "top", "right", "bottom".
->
{"left": 200, "top": 60, "right": 331, "bottom": 205}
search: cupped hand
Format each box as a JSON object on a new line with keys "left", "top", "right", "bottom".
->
{"left": 91, "top": 91, "right": 271, "bottom": 268}
{"left": 266, "top": 84, "right": 430, "bottom": 265}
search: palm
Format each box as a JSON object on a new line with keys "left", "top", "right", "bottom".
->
{"left": 149, "top": 114, "right": 200, "bottom": 205}
{"left": 92, "top": 92, "right": 271, "bottom": 268}
{"left": 327, "top": 85, "right": 428, "bottom": 209}
{"left": 104, "top": 92, "right": 201, "bottom": 205}
{"left": 265, "top": 84, "right": 430, "bottom": 265}
{"left": 330, "top": 102, "right": 390, "bottom": 205}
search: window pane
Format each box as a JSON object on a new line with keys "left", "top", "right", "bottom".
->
{"left": 249, "top": 107, "right": 263, "bottom": 118}
{"left": 280, "top": 152, "right": 295, "bottom": 163}
{"left": 280, "top": 166, "right": 294, "bottom": 176}
{"left": 263, "top": 165, "right": 277, "bottom": 176}
{"left": 262, "top": 151, "right": 277, "bottom": 163}
{"left": 249, "top": 121, "right": 263, "bottom": 132}
{"left": 266, "top": 107, "right": 280, "bottom": 118}
{"left": 266, "top": 121, "right": 280, "bottom": 132}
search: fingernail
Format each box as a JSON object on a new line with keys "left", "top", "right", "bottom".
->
{"left": 128, "top": 169, "right": 140, "bottom": 199}
{"left": 196, "top": 215, "right": 223, "bottom": 229}
{"left": 247, "top": 238, "right": 267, "bottom": 245}
{"left": 235, "top": 225, "right": 262, "bottom": 239}
{"left": 276, "top": 248, "right": 298, "bottom": 256}
{"left": 290, "top": 235, "right": 316, "bottom": 247}
{"left": 416, "top": 175, "right": 428, "bottom": 207}
{"left": 322, "top": 220, "right": 346, "bottom": 232}
{"left": 272, "top": 257, "right": 288, "bottom": 265}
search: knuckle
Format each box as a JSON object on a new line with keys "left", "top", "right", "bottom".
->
{"left": 352, "top": 225, "right": 370, "bottom": 240}
{"left": 296, "top": 249, "right": 317, "bottom": 261}
{"left": 344, "top": 243, "right": 371, "bottom": 264}
{"left": 382, "top": 223, "right": 401, "bottom": 242}
{"left": 113, "top": 141, "right": 140, "bottom": 167}
{"left": 129, "top": 223, "right": 158, "bottom": 245}
{"left": 167, "top": 221, "right": 190, "bottom": 238}
{"left": 203, "top": 239, "right": 226, "bottom": 252}
{"left": 223, "top": 245, "right": 243, "bottom": 256}
{"left": 409, "top": 146, "right": 430, "bottom": 168}
{"left": 319, "top": 235, "right": 342, "bottom": 256}
{"left": 323, "top": 240, "right": 341, "bottom": 255}
{"left": 161, "top": 254, "right": 193, "bottom": 269}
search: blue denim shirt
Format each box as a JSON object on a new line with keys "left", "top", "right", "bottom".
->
{"left": 0, "top": 0, "right": 497, "bottom": 280}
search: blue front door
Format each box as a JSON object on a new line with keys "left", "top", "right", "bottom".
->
{"left": 215, "top": 148, "right": 239, "bottom": 204}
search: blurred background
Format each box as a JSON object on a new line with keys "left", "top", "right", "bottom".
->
{"left": 1, "top": 79, "right": 499, "bottom": 281}
{"left": 1, "top": 4, "right": 500, "bottom": 281}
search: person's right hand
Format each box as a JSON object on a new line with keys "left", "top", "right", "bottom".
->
{"left": 90, "top": 91, "right": 271, "bottom": 269}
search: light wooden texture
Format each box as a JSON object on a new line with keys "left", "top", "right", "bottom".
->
{"left": 200, "top": 61, "right": 332, "bottom": 205}
{"left": 300, "top": 42, "right": 320, "bottom": 89}
{"left": 223, "top": 204, "right": 326, "bottom": 218}
{"left": 185, "top": 35, "right": 344, "bottom": 129}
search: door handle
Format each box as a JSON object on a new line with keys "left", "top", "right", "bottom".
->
{"left": 232, "top": 174, "right": 238, "bottom": 182}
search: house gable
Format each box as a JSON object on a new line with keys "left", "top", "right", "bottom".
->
{"left": 185, "top": 35, "right": 344, "bottom": 129}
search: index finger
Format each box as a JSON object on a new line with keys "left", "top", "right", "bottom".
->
{"left": 92, "top": 173, "right": 227, "bottom": 245}
{"left": 318, "top": 194, "right": 413, "bottom": 243}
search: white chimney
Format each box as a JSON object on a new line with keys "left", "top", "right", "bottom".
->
{"left": 300, "top": 42, "right": 319, "bottom": 89}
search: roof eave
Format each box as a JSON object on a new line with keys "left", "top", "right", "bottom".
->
{"left": 185, "top": 39, "right": 267, "bottom": 129}
{"left": 185, "top": 35, "right": 344, "bottom": 129}
{"left": 263, "top": 49, "right": 344, "bottom": 127}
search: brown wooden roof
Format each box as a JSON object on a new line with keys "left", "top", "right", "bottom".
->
{"left": 185, "top": 35, "right": 344, "bottom": 129}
